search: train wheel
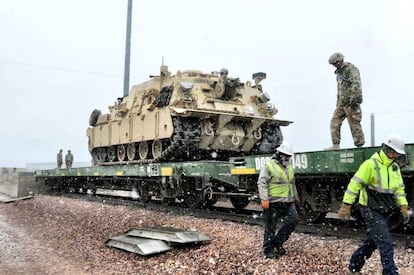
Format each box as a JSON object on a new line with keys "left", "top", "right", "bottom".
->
{"left": 108, "top": 146, "right": 116, "bottom": 162}
{"left": 117, "top": 145, "right": 126, "bottom": 161}
{"left": 127, "top": 144, "right": 136, "bottom": 161}
{"left": 230, "top": 197, "right": 250, "bottom": 209}
{"left": 139, "top": 192, "right": 151, "bottom": 203}
{"left": 162, "top": 198, "right": 176, "bottom": 205}
{"left": 203, "top": 195, "right": 219, "bottom": 207}
{"left": 302, "top": 201, "right": 327, "bottom": 223}
{"left": 59, "top": 181, "right": 70, "bottom": 193}
{"left": 137, "top": 185, "right": 151, "bottom": 203}
{"left": 139, "top": 142, "right": 148, "bottom": 160}
{"left": 152, "top": 140, "right": 162, "bottom": 159}
{"left": 182, "top": 181, "right": 204, "bottom": 208}
{"left": 183, "top": 192, "right": 204, "bottom": 208}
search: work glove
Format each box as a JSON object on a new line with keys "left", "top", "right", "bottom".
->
{"left": 261, "top": 200, "right": 269, "bottom": 209}
{"left": 401, "top": 205, "right": 410, "bottom": 224}
{"left": 349, "top": 99, "right": 359, "bottom": 106}
{"left": 337, "top": 203, "right": 352, "bottom": 220}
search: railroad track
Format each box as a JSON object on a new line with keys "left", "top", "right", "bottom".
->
{"left": 59, "top": 192, "right": 414, "bottom": 248}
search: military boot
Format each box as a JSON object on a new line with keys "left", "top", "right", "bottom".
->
{"left": 325, "top": 144, "right": 340, "bottom": 150}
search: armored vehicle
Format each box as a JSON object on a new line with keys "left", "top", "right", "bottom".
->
{"left": 87, "top": 65, "right": 292, "bottom": 165}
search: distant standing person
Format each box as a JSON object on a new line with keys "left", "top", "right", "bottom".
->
{"left": 65, "top": 150, "right": 74, "bottom": 168}
{"left": 257, "top": 142, "right": 299, "bottom": 259}
{"left": 57, "top": 149, "right": 63, "bottom": 169}
{"left": 326, "top": 52, "right": 365, "bottom": 150}
{"left": 337, "top": 134, "right": 409, "bottom": 274}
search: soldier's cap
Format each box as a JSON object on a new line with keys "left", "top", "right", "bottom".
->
{"left": 328, "top": 52, "right": 344, "bottom": 64}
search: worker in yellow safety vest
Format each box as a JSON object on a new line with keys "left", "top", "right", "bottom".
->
{"left": 337, "top": 134, "right": 410, "bottom": 274}
{"left": 257, "top": 142, "right": 299, "bottom": 259}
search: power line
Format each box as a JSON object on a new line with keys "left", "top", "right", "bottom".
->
{"left": 0, "top": 59, "right": 145, "bottom": 81}
{"left": 373, "top": 110, "right": 414, "bottom": 115}
{"left": 2, "top": 59, "right": 414, "bottom": 116}
{"left": 276, "top": 99, "right": 414, "bottom": 116}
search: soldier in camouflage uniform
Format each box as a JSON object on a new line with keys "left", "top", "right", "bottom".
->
{"left": 326, "top": 52, "right": 365, "bottom": 150}
{"left": 57, "top": 149, "right": 63, "bottom": 169}
{"left": 65, "top": 150, "right": 74, "bottom": 168}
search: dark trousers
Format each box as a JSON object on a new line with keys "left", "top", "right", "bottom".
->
{"left": 263, "top": 202, "right": 298, "bottom": 254}
{"left": 349, "top": 207, "right": 399, "bottom": 274}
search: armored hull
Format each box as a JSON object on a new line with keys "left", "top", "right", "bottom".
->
{"left": 87, "top": 65, "right": 292, "bottom": 165}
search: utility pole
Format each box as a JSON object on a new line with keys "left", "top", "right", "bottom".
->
{"left": 123, "top": 0, "right": 133, "bottom": 97}
{"left": 370, "top": 113, "right": 375, "bottom": 146}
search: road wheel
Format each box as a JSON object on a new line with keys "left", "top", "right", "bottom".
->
{"left": 117, "top": 144, "right": 126, "bottom": 161}
{"left": 152, "top": 140, "right": 162, "bottom": 159}
{"left": 108, "top": 146, "right": 116, "bottom": 162}
{"left": 127, "top": 144, "right": 136, "bottom": 161}
{"left": 139, "top": 142, "right": 148, "bottom": 160}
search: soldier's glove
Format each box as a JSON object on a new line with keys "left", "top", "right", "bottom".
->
{"left": 337, "top": 203, "right": 352, "bottom": 220}
{"left": 261, "top": 200, "right": 270, "bottom": 209}
{"left": 400, "top": 205, "right": 410, "bottom": 224}
{"left": 349, "top": 94, "right": 362, "bottom": 106}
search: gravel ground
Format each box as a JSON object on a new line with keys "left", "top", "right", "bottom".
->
{"left": 0, "top": 195, "right": 413, "bottom": 275}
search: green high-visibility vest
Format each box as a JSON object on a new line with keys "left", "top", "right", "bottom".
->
{"left": 267, "top": 160, "right": 295, "bottom": 201}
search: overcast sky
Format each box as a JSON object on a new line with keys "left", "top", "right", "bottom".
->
{"left": 1, "top": 0, "right": 413, "bottom": 167}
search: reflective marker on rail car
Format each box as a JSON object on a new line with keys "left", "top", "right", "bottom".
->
{"left": 230, "top": 168, "right": 256, "bottom": 175}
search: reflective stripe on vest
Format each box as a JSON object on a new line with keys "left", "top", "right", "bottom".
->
{"left": 369, "top": 158, "right": 395, "bottom": 194}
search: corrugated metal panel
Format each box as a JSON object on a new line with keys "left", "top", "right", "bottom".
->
{"left": 126, "top": 227, "right": 210, "bottom": 244}
{"left": 106, "top": 227, "right": 210, "bottom": 255}
{"left": 106, "top": 235, "right": 171, "bottom": 256}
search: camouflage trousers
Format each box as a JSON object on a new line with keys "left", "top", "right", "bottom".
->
{"left": 330, "top": 104, "right": 365, "bottom": 147}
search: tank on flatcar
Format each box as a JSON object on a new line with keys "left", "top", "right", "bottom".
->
{"left": 87, "top": 65, "right": 292, "bottom": 164}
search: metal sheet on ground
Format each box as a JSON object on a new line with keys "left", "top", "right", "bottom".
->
{"left": 106, "top": 235, "right": 171, "bottom": 256}
{"left": 126, "top": 227, "right": 210, "bottom": 244}
{"left": 0, "top": 194, "right": 33, "bottom": 203}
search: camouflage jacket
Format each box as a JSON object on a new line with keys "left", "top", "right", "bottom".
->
{"left": 335, "top": 62, "right": 362, "bottom": 107}
{"left": 65, "top": 153, "right": 74, "bottom": 163}
{"left": 57, "top": 153, "right": 63, "bottom": 163}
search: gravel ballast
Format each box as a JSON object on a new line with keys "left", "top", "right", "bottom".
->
{"left": 0, "top": 195, "right": 413, "bottom": 274}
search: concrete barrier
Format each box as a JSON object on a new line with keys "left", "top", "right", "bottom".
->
{"left": 0, "top": 168, "right": 47, "bottom": 198}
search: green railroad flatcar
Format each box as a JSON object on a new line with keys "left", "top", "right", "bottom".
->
{"left": 36, "top": 144, "right": 414, "bottom": 230}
